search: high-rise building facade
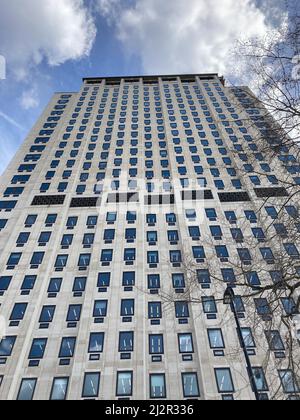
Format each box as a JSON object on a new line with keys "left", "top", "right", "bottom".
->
{"left": 0, "top": 73, "right": 299, "bottom": 401}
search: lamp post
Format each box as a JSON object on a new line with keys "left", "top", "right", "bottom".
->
{"left": 223, "top": 286, "right": 261, "bottom": 401}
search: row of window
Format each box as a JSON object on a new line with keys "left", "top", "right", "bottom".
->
{"left": 8, "top": 368, "right": 300, "bottom": 400}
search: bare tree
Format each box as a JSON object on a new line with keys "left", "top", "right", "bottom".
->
{"left": 150, "top": 5, "right": 300, "bottom": 399}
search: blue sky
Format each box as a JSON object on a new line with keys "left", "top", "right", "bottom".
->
{"left": 0, "top": 0, "right": 294, "bottom": 175}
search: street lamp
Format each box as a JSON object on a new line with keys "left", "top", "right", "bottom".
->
{"left": 223, "top": 286, "right": 261, "bottom": 401}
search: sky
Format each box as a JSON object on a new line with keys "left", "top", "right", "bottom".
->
{"left": 0, "top": 0, "right": 294, "bottom": 175}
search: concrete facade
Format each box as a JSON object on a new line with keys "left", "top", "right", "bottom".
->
{"left": 0, "top": 74, "right": 299, "bottom": 400}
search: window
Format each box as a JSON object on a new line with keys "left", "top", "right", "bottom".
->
{"left": 122, "top": 272, "right": 135, "bottom": 287}
{"left": 202, "top": 297, "right": 217, "bottom": 314}
{"left": 255, "top": 299, "right": 271, "bottom": 316}
{"left": 192, "top": 246, "right": 206, "bottom": 259}
{"left": 178, "top": 334, "right": 194, "bottom": 353}
{"left": 246, "top": 272, "right": 261, "bottom": 287}
{"left": 284, "top": 243, "right": 300, "bottom": 259}
{"left": 215, "top": 369, "right": 234, "bottom": 393}
{"left": 241, "top": 328, "right": 256, "bottom": 348}
{"left": 87, "top": 216, "right": 98, "bottom": 227}
{"left": 93, "top": 301, "right": 108, "bottom": 317}
{"left": 182, "top": 373, "right": 200, "bottom": 398}
{"left": 215, "top": 245, "right": 229, "bottom": 259}
{"left": 150, "top": 374, "right": 166, "bottom": 399}
{"left": 0, "top": 336, "right": 16, "bottom": 356}
{"left": 39, "top": 306, "right": 55, "bottom": 323}
{"left": 104, "top": 229, "right": 115, "bottom": 242}
{"left": 170, "top": 250, "right": 182, "bottom": 263}
{"left": 38, "top": 232, "right": 51, "bottom": 245}
{"left": 172, "top": 274, "right": 185, "bottom": 289}
{"left": 119, "top": 332, "right": 134, "bottom": 352}
{"left": 121, "top": 299, "right": 135, "bottom": 316}
{"left": 175, "top": 302, "right": 189, "bottom": 318}
{"left": 265, "top": 331, "right": 285, "bottom": 351}
{"left": 30, "top": 252, "right": 45, "bottom": 266}
{"left": 237, "top": 248, "right": 252, "bottom": 264}
{"left": 279, "top": 370, "right": 299, "bottom": 394}
{"left": 147, "top": 251, "right": 159, "bottom": 265}
{"left": 50, "top": 378, "right": 69, "bottom": 400}
{"left": 78, "top": 254, "right": 91, "bottom": 268}
{"left": 149, "top": 335, "right": 164, "bottom": 355}
{"left": 189, "top": 226, "right": 201, "bottom": 239}
{"left": 45, "top": 214, "right": 57, "bottom": 226}
{"left": 7, "top": 253, "right": 22, "bottom": 267}
{"left": 101, "top": 250, "right": 113, "bottom": 263}
{"left": 0, "top": 276, "right": 12, "bottom": 292}
{"left": 260, "top": 248, "right": 275, "bottom": 263}
{"left": 48, "top": 278, "right": 62, "bottom": 294}
{"left": 281, "top": 297, "right": 297, "bottom": 315}
{"left": 116, "top": 372, "right": 133, "bottom": 397}
{"left": 59, "top": 337, "right": 76, "bottom": 358}
{"left": 16, "top": 232, "right": 30, "bottom": 246}
{"left": 10, "top": 303, "right": 28, "bottom": 321}
{"left": 148, "top": 302, "right": 162, "bottom": 319}
{"left": 125, "top": 229, "right": 136, "bottom": 241}
{"left": 124, "top": 249, "right": 136, "bottom": 262}
{"left": 67, "top": 217, "right": 78, "bottom": 229}
{"left": 82, "top": 373, "right": 100, "bottom": 398}
{"left": 29, "top": 338, "right": 47, "bottom": 359}
{"left": 83, "top": 234, "right": 94, "bottom": 246}
{"left": 67, "top": 305, "right": 82, "bottom": 322}
{"left": 55, "top": 255, "right": 68, "bottom": 269}
{"left": 17, "top": 379, "right": 37, "bottom": 400}
{"left": 88, "top": 333, "right": 104, "bottom": 354}
{"left": 208, "top": 329, "right": 225, "bottom": 349}
{"left": 148, "top": 274, "right": 160, "bottom": 290}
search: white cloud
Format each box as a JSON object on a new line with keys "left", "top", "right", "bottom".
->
{"left": 0, "top": 0, "right": 97, "bottom": 79}
{"left": 97, "top": 0, "right": 282, "bottom": 76}
{"left": 19, "top": 87, "right": 39, "bottom": 110}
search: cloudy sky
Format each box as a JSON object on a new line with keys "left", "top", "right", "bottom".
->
{"left": 0, "top": 0, "right": 294, "bottom": 174}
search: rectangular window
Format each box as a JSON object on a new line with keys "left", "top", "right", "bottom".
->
{"left": 39, "top": 306, "right": 55, "bottom": 323}
{"left": 66, "top": 305, "right": 82, "bottom": 322}
{"left": 150, "top": 374, "right": 166, "bottom": 399}
{"left": 202, "top": 297, "right": 217, "bottom": 314}
{"left": 121, "top": 299, "right": 135, "bottom": 316}
{"left": 29, "top": 338, "right": 47, "bottom": 359}
{"left": 182, "top": 373, "right": 200, "bottom": 398}
{"left": 50, "top": 378, "right": 69, "bottom": 401}
{"left": 17, "top": 379, "right": 37, "bottom": 401}
{"left": 148, "top": 274, "right": 160, "bottom": 290}
{"left": 88, "top": 333, "right": 104, "bottom": 354}
{"left": 175, "top": 302, "right": 189, "bottom": 318}
{"left": 93, "top": 301, "right": 108, "bottom": 317}
{"left": 119, "top": 332, "right": 134, "bottom": 352}
{"left": 122, "top": 272, "right": 135, "bottom": 287}
{"left": 148, "top": 302, "right": 162, "bottom": 319}
{"left": 178, "top": 334, "right": 194, "bottom": 354}
{"left": 208, "top": 329, "right": 225, "bottom": 349}
{"left": 10, "top": 303, "right": 28, "bottom": 321}
{"left": 97, "top": 273, "right": 110, "bottom": 288}
{"left": 116, "top": 372, "right": 133, "bottom": 397}
{"left": 0, "top": 336, "right": 17, "bottom": 356}
{"left": 101, "top": 250, "right": 113, "bottom": 262}
{"left": 149, "top": 335, "right": 164, "bottom": 355}
{"left": 215, "top": 369, "right": 235, "bottom": 393}
{"left": 59, "top": 337, "right": 76, "bottom": 358}
{"left": 279, "top": 370, "right": 299, "bottom": 394}
{"left": 82, "top": 373, "right": 100, "bottom": 398}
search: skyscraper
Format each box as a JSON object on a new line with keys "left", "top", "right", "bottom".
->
{"left": 0, "top": 73, "right": 299, "bottom": 400}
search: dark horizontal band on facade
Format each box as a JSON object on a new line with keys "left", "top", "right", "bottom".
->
{"left": 28, "top": 190, "right": 259, "bottom": 209}
{"left": 254, "top": 188, "right": 289, "bottom": 198}
{"left": 83, "top": 73, "right": 225, "bottom": 86}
